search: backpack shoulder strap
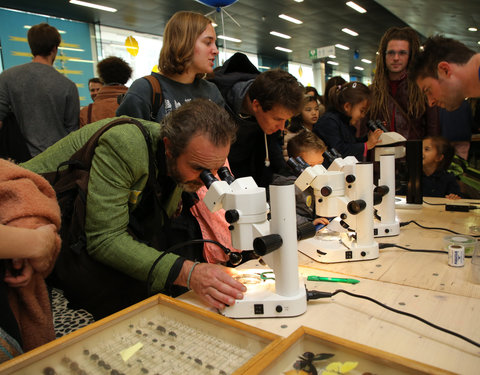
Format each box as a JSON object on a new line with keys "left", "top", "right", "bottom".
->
{"left": 143, "top": 75, "right": 163, "bottom": 121}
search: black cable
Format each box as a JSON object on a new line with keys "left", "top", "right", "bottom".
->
{"left": 306, "top": 289, "right": 480, "bottom": 348}
{"left": 400, "top": 220, "right": 480, "bottom": 238}
{"left": 422, "top": 200, "right": 446, "bottom": 206}
{"left": 378, "top": 243, "right": 472, "bottom": 258}
{"left": 146, "top": 238, "right": 232, "bottom": 296}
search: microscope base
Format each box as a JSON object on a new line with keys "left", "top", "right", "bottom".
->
{"left": 222, "top": 278, "right": 307, "bottom": 319}
{"left": 298, "top": 237, "right": 379, "bottom": 263}
{"left": 374, "top": 220, "right": 400, "bottom": 237}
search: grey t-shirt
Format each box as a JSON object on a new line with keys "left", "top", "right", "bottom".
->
{"left": 0, "top": 62, "right": 80, "bottom": 156}
{"left": 116, "top": 73, "right": 225, "bottom": 122}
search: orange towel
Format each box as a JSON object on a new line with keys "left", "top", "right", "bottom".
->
{"left": 0, "top": 159, "right": 61, "bottom": 351}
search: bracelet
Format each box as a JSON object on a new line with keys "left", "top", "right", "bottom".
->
{"left": 186, "top": 261, "right": 200, "bottom": 290}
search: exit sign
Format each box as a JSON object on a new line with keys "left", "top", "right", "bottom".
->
{"left": 309, "top": 45, "right": 335, "bottom": 59}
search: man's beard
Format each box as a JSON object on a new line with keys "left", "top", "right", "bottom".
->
{"left": 166, "top": 156, "right": 203, "bottom": 193}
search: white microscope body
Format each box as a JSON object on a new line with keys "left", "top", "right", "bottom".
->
{"left": 372, "top": 127, "right": 407, "bottom": 236}
{"left": 202, "top": 169, "right": 307, "bottom": 319}
{"left": 295, "top": 160, "right": 379, "bottom": 263}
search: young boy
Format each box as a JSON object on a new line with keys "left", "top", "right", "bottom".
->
{"left": 273, "top": 130, "right": 329, "bottom": 226}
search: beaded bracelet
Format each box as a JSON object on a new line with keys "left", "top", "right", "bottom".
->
{"left": 187, "top": 261, "right": 200, "bottom": 290}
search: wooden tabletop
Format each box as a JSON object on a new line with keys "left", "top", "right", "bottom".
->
{"left": 180, "top": 197, "right": 480, "bottom": 374}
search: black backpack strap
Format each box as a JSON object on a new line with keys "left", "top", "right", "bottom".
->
{"left": 143, "top": 75, "right": 163, "bottom": 121}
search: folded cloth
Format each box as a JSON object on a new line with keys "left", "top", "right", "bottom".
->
{"left": 0, "top": 159, "right": 61, "bottom": 351}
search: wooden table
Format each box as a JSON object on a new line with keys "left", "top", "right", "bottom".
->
{"left": 180, "top": 197, "right": 480, "bottom": 374}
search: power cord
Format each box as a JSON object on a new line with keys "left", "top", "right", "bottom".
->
{"left": 146, "top": 239, "right": 234, "bottom": 296}
{"left": 306, "top": 289, "right": 480, "bottom": 348}
{"left": 423, "top": 199, "right": 480, "bottom": 212}
{"left": 400, "top": 220, "right": 480, "bottom": 238}
{"left": 377, "top": 243, "right": 472, "bottom": 258}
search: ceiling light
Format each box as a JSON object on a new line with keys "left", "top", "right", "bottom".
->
{"left": 212, "top": 22, "right": 218, "bottom": 27}
{"left": 270, "top": 31, "right": 291, "bottom": 39}
{"left": 278, "top": 14, "right": 303, "bottom": 24}
{"left": 258, "top": 65, "right": 271, "bottom": 69}
{"left": 346, "top": 1, "right": 367, "bottom": 13}
{"left": 327, "top": 61, "right": 339, "bottom": 65}
{"left": 468, "top": 27, "right": 478, "bottom": 32}
{"left": 329, "top": 55, "right": 336, "bottom": 58}
{"left": 58, "top": 47, "right": 85, "bottom": 52}
{"left": 354, "top": 66, "right": 364, "bottom": 71}
{"left": 218, "top": 35, "right": 242, "bottom": 43}
{"left": 335, "top": 43, "right": 350, "bottom": 50}
{"left": 361, "top": 58, "right": 372, "bottom": 64}
{"left": 294, "top": 0, "right": 304, "bottom": 2}
{"left": 342, "top": 28, "right": 358, "bottom": 36}
{"left": 275, "top": 46, "right": 292, "bottom": 53}
{"left": 69, "top": 0, "right": 117, "bottom": 12}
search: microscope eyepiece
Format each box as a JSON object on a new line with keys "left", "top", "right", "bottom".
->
{"left": 287, "top": 157, "right": 306, "bottom": 176}
{"left": 218, "top": 166, "right": 235, "bottom": 185}
{"left": 200, "top": 169, "right": 218, "bottom": 189}
{"left": 368, "top": 119, "right": 388, "bottom": 133}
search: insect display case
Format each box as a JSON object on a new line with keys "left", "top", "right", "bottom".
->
{"left": 0, "top": 294, "right": 281, "bottom": 375}
{"left": 244, "top": 326, "right": 453, "bottom": 375}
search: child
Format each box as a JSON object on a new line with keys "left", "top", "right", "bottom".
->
{"left": 313, "top": 82, "right": 383, "bottom": 161}
{"left": 283, "top": 94, "right": 322, "bottom": 160}
{"left": 274, "top": 130, "right": 329, "bottom": 227}
{"left": 422, "top": 136, "right": 461, "bottom": 199}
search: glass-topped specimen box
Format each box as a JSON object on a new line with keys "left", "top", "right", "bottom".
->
{"left": 0, "top": 294, "right": 281, "bottom": 375}
{"left": 244, "top": 326, "right": 454, "bottom": 375}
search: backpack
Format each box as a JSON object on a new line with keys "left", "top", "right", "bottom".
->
{"left": 117, "top": 74, "right": 163, "bottom": 121}
{"left": 0, "top": 112, "right": 31, "bottom": 163}
{"left": 41, "top": 117, "right": 167, "bottom": 319}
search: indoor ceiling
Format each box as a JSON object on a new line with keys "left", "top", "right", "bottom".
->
{"left": 1, "top": 0, "right": 480, "bottom": 79}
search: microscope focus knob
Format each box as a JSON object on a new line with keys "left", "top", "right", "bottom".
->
{"left": 225, "top": 209, "right": 240, "bottom": 223}
{"left": 345, "top": 174, "right": 356, "bottom": 183}
{"left": 320, "top": 186, "right": 332, "bottom": 196}
{"left": 347, "top": 199, "right": 366, "bottom": 215}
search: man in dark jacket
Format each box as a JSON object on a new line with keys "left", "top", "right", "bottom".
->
{"left": 210, "top": 53, "right": 304, "bottom": 188}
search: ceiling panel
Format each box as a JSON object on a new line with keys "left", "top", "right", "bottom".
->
{"left": 1, "top": 0, "right": 479, "bottom": 79}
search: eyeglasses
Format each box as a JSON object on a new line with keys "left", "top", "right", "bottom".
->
{"left": 386, "top": 50, "right": 409, "bottom": 57}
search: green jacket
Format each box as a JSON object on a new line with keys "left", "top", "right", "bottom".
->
{"left": 22, "top": 116, "right": 183, "bottom": 293}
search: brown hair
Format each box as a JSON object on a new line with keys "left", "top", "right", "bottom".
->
{"left": 328, "top": 82, "right": 370, "bottom": 115}
{"left": 248, "top": 69, "right": 304, "bottom": 113}
{"left": 411, "top": 35, "right": 476, "bottom": 81}
{"left": 158, "top": 11, "right": 212, "bottom": 76}
{"left": 324, "top": 76, "right": 346, "bottom": 110}
{"left": 287, "top": 130, "right": 326, "bottom": 158}
{"left": 27, "top": 23, "right": 61, "bottom": 57}
{"left": 160, "top": 98, "right": 236, "bottom": 158}
{"left": 370, "top": 27, "right": 426, "bottom": 122}
{"left": 424, "top": 135, "right": 455, "bottom": 171}
{"left": 97, "top": 56, "right": 132, "bottom": 84}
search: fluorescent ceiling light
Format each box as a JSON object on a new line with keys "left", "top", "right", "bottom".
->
{"left": 69, "top": 0, "right": 117, "bottom": 13}
{"left": 218, "top": 35, "right": 242, "bottom": 43}
{"left": 354, "top": 66, "right": 364, "bottom": 71}
{"left": 361, "top": 58, "right": 372, "bottom": 64}
{"left": 258, "top": 65, "right": 271, "bottom": 69}
{"left": 212, "top": 22, "right": 218, "bottom": 27}
{"left": 278, "top": 14, "right": 303, "bottom": 24}
{"left": 342, "top": 28, "right": 358, "bottom": 36}
{"left": 468, "top": 27, "right": 478, "bottom": 32}
{"left": 294, "top": 0, "right": 304, "bottom": 2}
{"left": 275, "top": 46, "right": 292, "bottom": 53}
{"left": 327, "top": 61, "right": 339, "bottom": 65}
{"left": 270, "top": 31, "right": 291, "bottom": 39}
{"left": 335, "top": 43, "right": 350, "bottom": 50}
{"left": 329, "top": 55, "right": 336, "bottom": 58}
{"left": 68, "top": 58, "right": 94, "bottom": 63}
{"left": 346, "top": 1, "right": 367, "bottom": 13}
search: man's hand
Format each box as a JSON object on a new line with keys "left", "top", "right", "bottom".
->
{"left": 177, "top": 261, "right": 246, "bottom": 311}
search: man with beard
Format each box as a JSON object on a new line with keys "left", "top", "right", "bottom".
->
{"left": 411, "top": 35, "right": 480, "bottom": 112}
{"left": 22, "top": 99, "right": 246, "bottom": 319}
{"left": 368, "top": 27, "right": 439, "bottom": 140}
